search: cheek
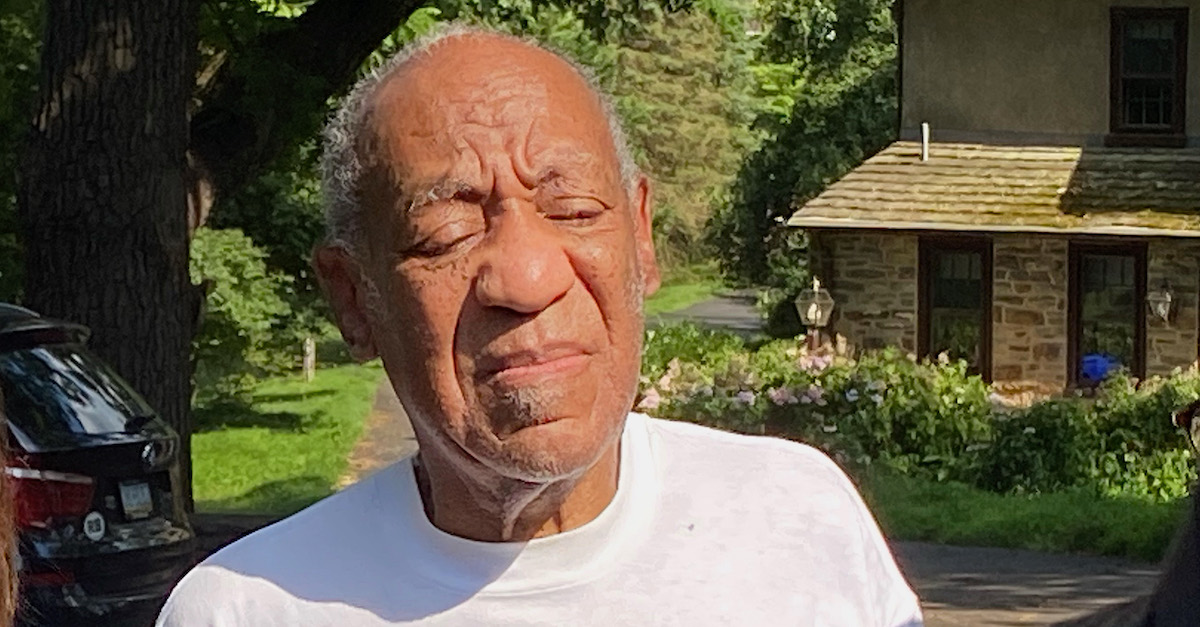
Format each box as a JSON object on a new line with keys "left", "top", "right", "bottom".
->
{"left": 570, "top": 228, "right": 645, "bottom": 321}
{"left": 378, "top": 262, "right": 475, "bottom": 401}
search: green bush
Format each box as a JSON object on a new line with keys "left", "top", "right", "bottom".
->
{"left": 640, "top": 323, "right": 1197, "bottom": 501}
{"left": 1088, "top": 370, "right": 1199, "bottom": 501}
{"left": 189, "top": 228, "right": 293, "bottom": 395}
{"left": 640, "top": 328, "right": 993, "bottom": 480}
{"left": 641, "top": 323, "right": 746, "bottom": 383}
{"left": 974, "top": 401, "right": 1098, "bottom": 494}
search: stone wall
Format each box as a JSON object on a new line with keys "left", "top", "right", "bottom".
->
{"left": 1147, "top": 239, "right": 1200, "bottom": 376}
{"left": 812, "top": 231, "right": 1200, "bottom": 389}
{"left": 990, "top": 235, "right": 1069, "bottom": 387}
{"left": 812, "top": 231, "right": 917, "bottom": 353}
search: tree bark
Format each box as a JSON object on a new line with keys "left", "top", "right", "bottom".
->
{"left": 19, "top": 0, "right": 200, "bottom": 506}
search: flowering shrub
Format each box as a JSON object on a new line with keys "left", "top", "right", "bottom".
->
{"left": 639, "top": 325, "right": 992, "bottom": 480}
{"left": 640, "top": 323, "right": 1197, "bottom": 501}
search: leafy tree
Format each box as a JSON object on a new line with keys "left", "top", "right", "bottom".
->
{"left": 0, "top": 0, "right": 40, "bottom": 301}
{"left": 610, "top": 6, "right": 759, "bottom": 269}
{"left": 708, "top": 0, "right": 898, "bottom": 286}
{"left": 189, "top": 228, "right": 292, "bottom": 395}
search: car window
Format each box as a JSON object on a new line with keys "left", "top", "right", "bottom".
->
{"left": 0, "top": 343, "right": 159, "bottom": 445}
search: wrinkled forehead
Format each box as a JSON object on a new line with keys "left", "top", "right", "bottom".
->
{"left": 358, "top": 36, "right": 621, "bottom": 196}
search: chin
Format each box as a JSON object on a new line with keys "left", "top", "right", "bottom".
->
{"left": 476, "top": 413, "right": 626, "bottom": 482}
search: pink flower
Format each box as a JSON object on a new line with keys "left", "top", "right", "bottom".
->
{"left": 637, "top": 388, "right": 662, "bottom": 411}
{"left": 804, "top": 385, "right": 827, "bottom": 406}
{"left": 767, "top": 387, "right": 799, "bottom": 406}
{"left": 734, "top": 390, "right": 757, "bottom": 406}
{"left": 799, "top": 353, "right": 832, "bottom": 373}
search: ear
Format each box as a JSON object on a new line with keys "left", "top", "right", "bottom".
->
{"left": 631, "top": 175, "right": 661, "bottom": 297}
{"left": 312, "top": 245, "right": 379, "bottom": 363}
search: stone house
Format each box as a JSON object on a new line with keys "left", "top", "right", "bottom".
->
{"left": 788, "top": 0, "right": 1200, "bottom": 394}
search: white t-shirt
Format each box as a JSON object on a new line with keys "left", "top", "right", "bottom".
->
{"left": 158, "top": 413, "right": 923, "bottom": 626}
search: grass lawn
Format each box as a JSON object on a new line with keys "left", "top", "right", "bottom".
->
{"left": 860, "top": 467, "right": 1189, "bottom": 562}
{"left": 191, "top": 362, "right": 384, "bottom": 514}
{"left": 645, "top": 279, "right": 722, "bottom": 316}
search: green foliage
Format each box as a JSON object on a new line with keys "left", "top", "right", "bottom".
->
{"left": 862, "top": 468, "right": 1187, "bottom": 562}
{"left": 0, "top": 0, "right": 41, "bottom": 301}
{"left": 707, "top": 0, "right": 898, "bottom": 285}
{"left": 641, "top": 323, "right": 1198, "bottom": 503}
{"left": 208, "top": 144, "right": 326, "bottom": 311}
{"left": 641, "top": 323, "right": 746, "bottom": 382}
{"left": 974, "top": 401, "right": 1097, "bottom": 494}
{"left": 609, "top": 8, "right": 759, "bottom": 268}
{"left": 1089, "top": 370, "right": 1200, "bottom": 501}
{"left": 189, "top": 228, "right": 293, "bottom": 394}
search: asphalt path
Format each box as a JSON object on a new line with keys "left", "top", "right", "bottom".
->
{"left": 894, "top": 541, "right": 1159, "bottom": 626}
{"left": 650, "top": 291, "right": 764, "bottom": 335}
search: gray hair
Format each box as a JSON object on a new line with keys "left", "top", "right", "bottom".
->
{"left": 319, "top": 23, "right": 641, "bottom": 257}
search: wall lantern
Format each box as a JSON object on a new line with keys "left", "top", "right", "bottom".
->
{"left": 795, "top": 277, "right": 835, "bottom": 348}
{"left": 1147, "top": 281, "right": 1173, "bottom": 323}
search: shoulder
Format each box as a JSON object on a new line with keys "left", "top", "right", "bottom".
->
{"left": 639, "top": 415, "right": 922, "bottom": 623}
{"left": 206, "top": 459, "right": 405, "bottom": 568}
{"left": 156, "top": 561, "right": 282, "bottom": 627}
{"left": 158, "top": 461, "right": 412, "bottom": 625}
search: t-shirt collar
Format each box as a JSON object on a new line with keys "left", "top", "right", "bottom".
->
{"left": 384, "top": 412, "right": 659, "bottom": 595}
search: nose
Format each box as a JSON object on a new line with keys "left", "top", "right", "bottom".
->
{"left": 474, "top": 208, "right": 574, "bottom": 314}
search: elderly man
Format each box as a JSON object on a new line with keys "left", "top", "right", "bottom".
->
{"left": 158, "top": 27, "right": 922, "bottom": 626}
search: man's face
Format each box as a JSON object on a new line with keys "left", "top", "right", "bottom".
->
{"left": 325, "top": 36, "right": 658, "bottom": 483}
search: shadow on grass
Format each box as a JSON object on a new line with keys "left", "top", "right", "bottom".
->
{"left": 193, "top": 398, "right": 307, "bottom": 433}
{"left": 197, "top": 475, "right": 333, "bottom": 516}
{"left": 251, "top": 389, "right": 337, "bottom": 404}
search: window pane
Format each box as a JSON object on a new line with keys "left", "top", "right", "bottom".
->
{"left": 1124, "top": 19, "right": 1176, "bottom": 74}
{"left": 1124, "top": 78, "right": 1174, "bottom": 126}
{"left": 1078, "top": 253, "right": 1137, "bottom": 384}
{"left": 1119, "top": 17, "right": 1178, "bottom": 129}
{"left": 929, "top": 250, "right": 983, "bottom": 370}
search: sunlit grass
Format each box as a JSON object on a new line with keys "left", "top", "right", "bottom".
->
{"left": 645, "top": 280, "right": 723, "bottom": 316}
{"left": 191, "top": 362, "right": 383, "bottom": 514}
{"left": 860, "top": 467, "right": 1188, "bottom": 562}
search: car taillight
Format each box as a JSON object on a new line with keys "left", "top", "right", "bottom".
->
{"left": 5, "top": 467, "right": 95, "bottom": 529}
{"left": 25, "top": 569, "right": 75, "bottom": 587}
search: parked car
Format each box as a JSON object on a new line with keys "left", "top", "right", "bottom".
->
{"left": 0, "top": 304, "right": 194, "bottom": 625}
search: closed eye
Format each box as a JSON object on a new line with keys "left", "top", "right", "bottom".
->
{"left": 543, "top": 197, "right": 607, "bottom": 222}
{"left": 404, "top": 220, "right": 483, "bottom": 259}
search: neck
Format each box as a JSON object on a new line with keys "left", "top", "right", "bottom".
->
{"left": 414, "top": 440, "right": 621, "bottom": 542}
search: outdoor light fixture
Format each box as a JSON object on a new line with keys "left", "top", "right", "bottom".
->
{"left": 1147, "top": 281, "right": 1174, "bottom": 323}
{"left": 795, "top": 277, "right": 835, "bottom": 348}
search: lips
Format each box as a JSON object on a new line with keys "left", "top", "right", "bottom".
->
{"left": 476, "top": 343, "right": 592, "bottom": 386}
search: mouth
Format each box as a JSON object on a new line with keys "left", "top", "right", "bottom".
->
{"left": 478, "top": 345, "right": 592, "bottom": 387}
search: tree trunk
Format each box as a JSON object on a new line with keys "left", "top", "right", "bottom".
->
{"left": 19, "top": 0, "right": 200, "bottom": 507}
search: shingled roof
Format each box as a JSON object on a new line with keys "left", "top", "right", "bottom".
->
{"left": 787, "top": 141, "right": 1200, "bottom": 237}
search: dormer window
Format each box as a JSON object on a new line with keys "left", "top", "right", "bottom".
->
{"left": 1109, "top": 7, "right": 1188, "bottom": 146}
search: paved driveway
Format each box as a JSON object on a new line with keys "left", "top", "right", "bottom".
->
{"left": 894, "top": 541, "right": 1159, "bottom": 626}
{"left": 650, "top": 292, "right": 763, "bottom": 336}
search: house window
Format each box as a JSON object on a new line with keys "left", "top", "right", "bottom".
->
{"left": 918, "top": 238, "right": 991, "bottom": 379}
{"left": 1069, "top": 243, "right": 1146, "bottom": 386}
{"left": 1109, "top": 8, "right": 1188, "bottom": 144}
